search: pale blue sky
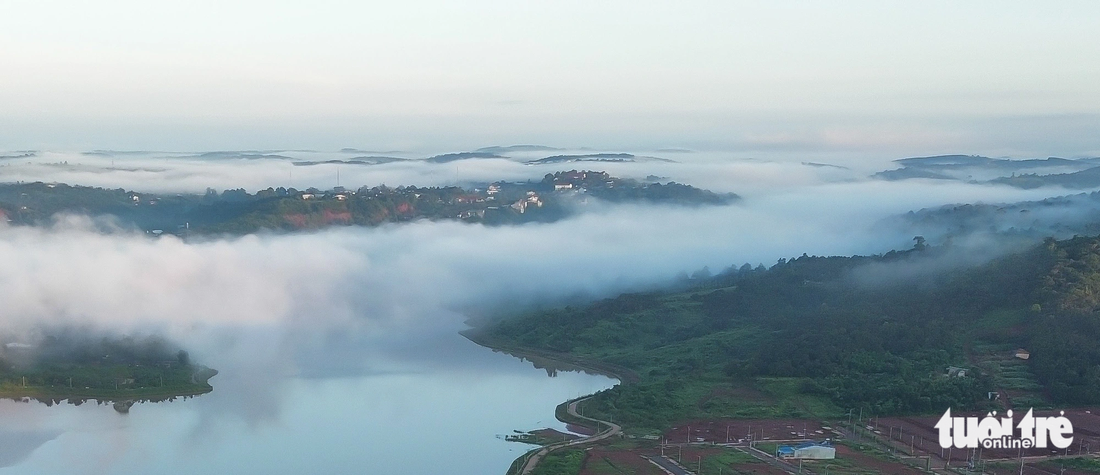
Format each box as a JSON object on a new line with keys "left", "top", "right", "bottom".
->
{"left": 1, "top": 1, "right": 1098, "bottom": 156}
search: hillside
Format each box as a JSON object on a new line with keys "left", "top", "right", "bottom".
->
{"left": 473, "top": 235, "right": 1100, "bottom": 431}
{"left": 0, "top": 171, "right": 736, "bottom": 234}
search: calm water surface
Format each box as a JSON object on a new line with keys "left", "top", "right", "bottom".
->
{"left": 0, "top": 327, "right": 615, "bottom": 475}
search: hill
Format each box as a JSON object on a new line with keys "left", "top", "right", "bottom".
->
{"left": 472, "top": 235, "right": 1100, "bottom": 430}
{"left": 0, "top": 171, "right": 735, "bottom": 234}
{"left": 992, "top": 166, "right": 1100, "bottom": 189}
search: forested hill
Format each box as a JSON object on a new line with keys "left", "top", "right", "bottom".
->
{"left": 473, "top": 236, "right": 1100, "bottom": 430}
{"left": 0, "top": 171, "right": 736, "bottom": 235}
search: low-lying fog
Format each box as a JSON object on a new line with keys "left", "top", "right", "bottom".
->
{"left": 0, "top": 148, "right": 961, "bottom": 195}
{"left": 0, "top": 151, "right": 1077, "bottom": 368}
{"left": 0, "top": 148, "right": 1097, "bottom": 473}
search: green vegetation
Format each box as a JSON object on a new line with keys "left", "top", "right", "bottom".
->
{"left": 702, "top": 448, "right": 759, "bottom": 469}
{"left": 0, "top": 170, "right": 735, "bottom": 235}
{"left": 527, "top": 449, "right": 585, "bottom": 475}
{"left": 478, "top": 235, "right": 1100, "bottom": 431}
{"left": 1035, "top": 456, "right": 1100, "bottom": 473}
{"left": 0, "top": 334, "right": 214, "bottom": 401}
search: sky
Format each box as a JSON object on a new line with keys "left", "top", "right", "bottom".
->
{"left": 2, "top": 1, "right": 1099, "bottom": 156}
{"left": 2, "top": 0, "right": 1100, "bottom": 359}
{"left": 4, "top": 6, "right": 1100, "bottom": 468}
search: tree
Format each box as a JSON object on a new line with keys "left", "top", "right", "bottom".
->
{"left": 913, "top": 235, "right": 927, "bottom": 251}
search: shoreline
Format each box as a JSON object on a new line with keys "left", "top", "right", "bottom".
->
{"left": 460, "top": 329, "right": 639, "bottom": 384}
{"left": 0, "top": 367, "right": 218, "bottom": 404}
{"left": 461, "top": 329, "right": 632, "bottom": 475}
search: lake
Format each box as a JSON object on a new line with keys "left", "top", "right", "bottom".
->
{"left": 0, "top": 327, "right": 616, "bottom": 475}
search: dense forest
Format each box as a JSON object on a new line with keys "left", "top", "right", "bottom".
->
{"left": 476, "top": 235, "right": 1100, "bottom": 430}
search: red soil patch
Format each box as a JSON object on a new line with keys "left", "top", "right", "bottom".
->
{"left": 875, "top": 408, "right": 1100, "bottom": 462}
{"left": 322, "top": 209, "right": 352, "bottom": 224}
{"left": 579, "top": 448, "right": 665, "bottom": 475}
{"left": 566, "top": 424, "right": 597, "bottom": 436}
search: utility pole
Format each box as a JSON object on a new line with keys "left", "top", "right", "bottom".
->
{"left": 1018, "top": 445, "right": 1024, "bottom": 475}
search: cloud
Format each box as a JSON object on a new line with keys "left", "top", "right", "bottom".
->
{"left": 0, "top": 175, "right": 1067, "bottom": 337}
{"left": 0, "top": 154, "right": 1086, "bottom": 432}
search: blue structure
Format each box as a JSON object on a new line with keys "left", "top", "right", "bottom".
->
{"left": 777, "top": 440, "right": 835, "bottom": 459}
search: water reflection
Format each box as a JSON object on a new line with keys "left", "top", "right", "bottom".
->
{"left": 1, "top": 393, "right": 207, "bottom": 413}
{"left": 0, "top": 328, "right": 615, "bottom": 475}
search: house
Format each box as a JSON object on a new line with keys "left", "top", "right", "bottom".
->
{"left": 554, "top": 182, "right": 573, "bottom": 191}
{"left": 1015, "top": 349, "right": 1030, "bottom": 360}
{"left": 777, "top": 441, "right": 835, "bottom": 460}
{"left": 487, "top": 184, "right": 500, "bottom": 195}
{"left": 946, "top": 366, "right": 967, "bottom": 378}
{"left": 300, "top": 193, "right": 315, "bottom": 200}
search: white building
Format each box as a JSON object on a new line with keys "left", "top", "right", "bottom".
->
{"left": 778, "top": 442, "right": 835, "bottom": 460}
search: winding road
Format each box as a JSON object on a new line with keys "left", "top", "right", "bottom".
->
{"left": 518, "top": 396, "right": 622, "bottom": 475}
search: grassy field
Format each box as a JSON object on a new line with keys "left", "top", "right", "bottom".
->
{"left": 1036, "top": 457, "right": 1100, "bottom": 473}
{"left": 528, "top": 449, "right": 586, "bottom": 475}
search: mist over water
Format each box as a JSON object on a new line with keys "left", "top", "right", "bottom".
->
{"left": 1, "top": 148, "right": 1097, "bottom": 473}
{"left": 3, "top": 1, "right": 1099, "bottom": 471}
{"left": 0, "top": 329, "right": 616, "bottom": 475}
